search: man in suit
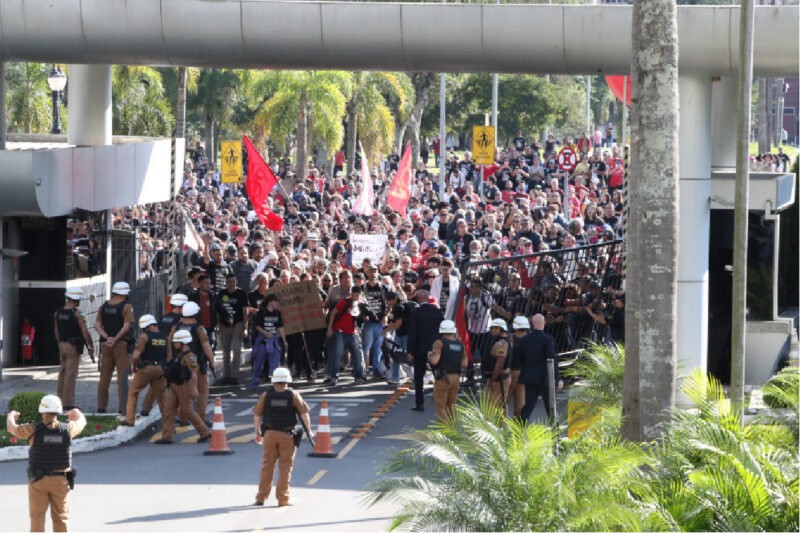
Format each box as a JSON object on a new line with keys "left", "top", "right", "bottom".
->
{"left": 518, "top": 314, "right": 563, "bottom": 424}
{"left": 407, "top": 290, "right": 444, "bottom": 411}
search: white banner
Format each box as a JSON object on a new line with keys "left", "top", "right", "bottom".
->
{"left": 351, "top": 234, "right": 388, "bottom": 266}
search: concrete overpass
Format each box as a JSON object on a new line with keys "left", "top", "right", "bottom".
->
{"left": 0, "top": 0, "right": 797, "bottom": 380}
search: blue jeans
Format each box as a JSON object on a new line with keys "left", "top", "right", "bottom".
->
{"left": 328, "top": 331, "right": 365, "bottom": 381}
{"left": 362, "top": 322, "right": 384, "bottom": 376}
{"left": 390, "top": 334, "right": 408, "bottom": 382}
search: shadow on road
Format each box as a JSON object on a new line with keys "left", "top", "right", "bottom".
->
{"left": 106, "top": 504, "right": 258, "bottom": 524}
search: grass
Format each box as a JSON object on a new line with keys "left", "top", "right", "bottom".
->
{"left": 0, "top": 415, "right": 120, "bottom": 448}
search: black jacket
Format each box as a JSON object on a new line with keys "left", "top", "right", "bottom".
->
{"left": 407, "top": 303, "right": 444, "bottom": 357}
{"left": 518, "top": 329, "right": 559, "bottom": 385}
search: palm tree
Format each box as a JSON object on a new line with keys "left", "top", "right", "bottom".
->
{"left": 254, "top": 71, "right": 352, "bottom": 182}
{"left": 622, "top": 0, "right": 680, "bottom": 442}
{"left": 345, "top": 72, "right": 412, "bottom": 173}
{"left": 175, "top": 67, "right": 200, "bottom": 139}
{"left": 5, "top": 62, "right": 53, "bottom": 133}
{"left": 190, "top": 68, "right": 241, "bottom": 163}
{"left": 563, "top": 342, "right": 625, "bottom": 423}
{"left": 112, "top": 66, "right": 173, "bottom": 136}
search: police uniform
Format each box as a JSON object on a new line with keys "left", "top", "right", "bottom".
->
{"left": 430, "top": 337, "right": 465, "bottom": 421}
{"left": 170, "top": 320, "right": 212, "bottom": 421}
{"left": 125, "top": 331, "right": 168, "bottom": 424}
{"left": 160, "top": 347, "right": 211, "bottom": 442}
{"left": 252, "top": 387, "right": 309, "bottom": 505}
{"left": 14, "top": 418, "right": 85, "bottom": 531}
{"left": 97, "top": 300, "right": 135, "bottom": 412}
{"left": 485, "top": 336, "right": 511, "bottom": 411}
{"left": 53, "top": 307, "right": 87, "bottom": 409}
{"left": 508, "top": 333, "right": 527, "bottom": 418}
{"left": 140, "top": 311, "right": 184, "bottom": 415}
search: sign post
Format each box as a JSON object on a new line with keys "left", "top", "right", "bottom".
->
{"left": 220, "top": 140, "right": 243, "bottom": 183}
{"left": 557, "top": 146, "right": 577, "bottom": 219}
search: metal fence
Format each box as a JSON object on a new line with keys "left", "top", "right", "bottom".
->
{"left": 457, "top": 239, "right": 624, "bottom": 369}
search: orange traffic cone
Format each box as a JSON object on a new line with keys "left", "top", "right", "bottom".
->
{"left": 204, "top": 397, "right": 234, "bottom": 455}
{"left": 308, "top": 399, "right": 337, "bottom": 458}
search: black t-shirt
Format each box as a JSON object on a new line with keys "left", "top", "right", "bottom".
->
{"left": 415, "top": 169, "right": 429, "bottom": 181}
{"left": 439, "top": 282, "right": 452, "bottom": 313}
{"left": 402, "top": 270, "right": 419, "bottom": 285}
{"left": 513, "top": 136, "right": 526, "bottom": 152}
{"left": 257, "top": 308, "right": 284, "bottom": 335}
{"left": 362, "top": 282, "right": 386, "bottom": 322}
{"left": 589, "top": 160, "right": 607, "bottom": 176}
{"left": 218, "top": 288, "right": 248, "bottom": 324}
{"left": 205, "top": 260, "right": 232, "bottom": 292}
{"left": 388, "top": 302, "right": 412, "bottom": 337}
{"left": 388, "top": 154, "right": 400, "bottom": 171}
{"left": 451, "top": 232, "right": 474, "bottom": 260}
{"left": 485, "top": 186, "right": 501, "bottom": 204}
{"left": 248, "top": 289, "right": 266, "bottom": 311}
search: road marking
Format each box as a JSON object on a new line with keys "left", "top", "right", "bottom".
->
{"left": 307, "top": 469, "right": 327, "bottom": 485}
{"left": 337, "top": 438, "right": 360, "bottom": 459}
{"left": 376, "top": 433, "right": 420, "bottom": 441}
{"left": 148, "top": 424, "right": 198, "bottom": 442}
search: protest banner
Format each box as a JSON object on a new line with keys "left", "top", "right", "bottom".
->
{"left": 351, "top": 234, "right": 388, "bottom": 266}
{"left": 263, "top": 280, "right": 326, "bottom": 336}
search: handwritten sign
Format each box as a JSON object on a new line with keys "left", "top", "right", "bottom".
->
{"left": 263, "top": 280, "right": 326, "bottom": 335}
{"left": 351, "top": 234, "right": 388, "bottom": 266}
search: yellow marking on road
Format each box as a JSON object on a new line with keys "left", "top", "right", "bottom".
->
{"left": 149, "top": 424, "right": 196, "bottom": 442}
{"left": 308, "top": 469, "right": 327, "bottom": 485}
{"left": 337, "top": 437, "right": 360, "bottom": 459}
{"left": 276, "top": 505, "right": 289, "bottom": 513}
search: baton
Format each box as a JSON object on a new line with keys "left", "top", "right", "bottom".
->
{"left": 299, "top": 416, "right": 316, "bottom": 449}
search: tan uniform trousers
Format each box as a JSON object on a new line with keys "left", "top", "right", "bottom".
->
{"left": 486, "top": 374, "right": 511, "bottom": 416}
{"left": 508, "top": 370, "right": 526, "bottom": 418}
{"left": 432, "top": 373, "right": 460, "bottom": 422}
{"left": 57, "top": 342, "right": 80, "bottom": 408}
{"left": 97, "top": 341, "right": 130, "bottom": 412}
{"left": 125, "top": 365, "right": 167, "bottom": 424}
{"left": 256, "top": 430, "right": 296, "bottom": 505}
{"left": 29, "top": 475, "right": 70, "bottom": 532}
{"left": 196, "top": 371, "right": 209, "bottom": 420}
{"left": 161, "top": 382, "right": 211, "bottom": 442}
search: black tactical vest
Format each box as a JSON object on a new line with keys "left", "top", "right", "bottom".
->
{"left": 55, "top": 308, "right": 81, "bottom": 340}
{"left": 484, "top": 336, "right": 511, "bottom": 373}
{"left": 439, "top": 338, "right": 465, "bottom": 374}
{"left": 158, "top": 312, "right": 181, "bottom": 336}
{"left": 164, "top": 349, "right": 192, "bottom": 384}
{"left": 101, "top": 301, "right": 126, "bottom": 337}
{"left": 176, "top": 321, "right": 205, "bottom": 370}
{"left": 261, "top": 388, "right": 297, "bottom": 429}
{"left": 29, "top": 422, "right": 71, "bottom": 472}
{"left": 141, "top": 331, "right": 168, "bottom": 366}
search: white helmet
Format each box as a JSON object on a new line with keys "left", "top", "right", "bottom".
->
{"left": 512, "top": 316, "right": 531, "bottom": 330}
{"left": 169, "top": 293, "right": 188, "bottom": 307}
{"left": 39, "top": 394, "right": 63, "bottom": 414}
{"left": 172, "top": 330, "right": 193, "bottom": 344}
{"left": 272, "top": 367, "right": 292, "bottom": 383}
{"left": 182, "top": 302, "right": 200, "bottom": 317}
{"left": 138, "top": 314, "right": 157, "bottom": 329}
{"left": 64, "top": 287, "right": 84, "bottom": 301}
{"left": 112, "top": 281, "right": 131, "bottom": 295}
{"left": 489, "top": 318, "right": 508, "bottom": 332}
{"left": 439, "top": 320, "right": 457, "bottom": 335}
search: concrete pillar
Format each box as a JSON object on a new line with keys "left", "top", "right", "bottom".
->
{"left": 711, "top": 77, "right": 739, "bottom": 169}
{"left": 677, "top": 76, "right": 712, "bottom": 380}
{"left": 1, "top": 61, "right": 6, "bottom": 150}
{"left": 67, "top": 65, "right": 112, "bottom": 146}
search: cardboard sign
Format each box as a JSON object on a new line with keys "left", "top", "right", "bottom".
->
{"left": 263, "top": 280, "right": 326, "bottom": 335}
{"left": 472, "top": 125, "right": 495, "bottom": 165}
{"left": 220, "top": 140, "right": 243, "bottom": 183}
{"left": 351, "top": 234, "right": 388, "bottom": 266}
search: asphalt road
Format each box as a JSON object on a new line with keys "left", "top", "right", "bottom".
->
{"left": 0, "top": 376, "right": 556, "bottom": 531}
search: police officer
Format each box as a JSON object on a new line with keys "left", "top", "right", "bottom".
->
{"left": 95, "top": 282, "right": 135, "bottom": 413}
{"left": 139, "top": 294, "right": 188, "bottom": 417}
{"left": 252, "top": 367, "right": 312, "bottom": 507}
{"left": 155, "top": 330, "right": 212, "bottom": 444}
{"left": 123, "top": 315, "right": 168, "bottom": 426}
{"left": 508, "top": 316, "right": 530, "bottom": 419}
{"left": 427, "top": 320, "right": 467, "bottom": 422}
{"left": 53, "top": 288, "right": 94, "bottom": 411}
{"left": 169, "top": 302, "right": 216, "bottom": 425}
{"left": 485, "top": 318, "right": 511, "bottom": 414}
{"left": 6, "top": 395, "right": 85, "bottom": 532}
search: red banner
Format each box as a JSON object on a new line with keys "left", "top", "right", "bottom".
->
{"left": 386, "top": 142, "right": 412, "bottom": 217}
{"left": 243, "top": 135, "right": 283, "bottom": 231}
{"left": 605, "top": 76, "right": 631, "bottom": 107}
{"left": 453, "top": 286, "right": 473, "bottom": 363}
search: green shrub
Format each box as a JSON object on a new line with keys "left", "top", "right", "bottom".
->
{"left": 8, "top": 391, "right": 47, "bottom": 424}
{"left": 763, "top": 366, "right": 799, "bottom": 409}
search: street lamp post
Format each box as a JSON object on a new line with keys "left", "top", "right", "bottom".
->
{"left": 47, "top": 66, "right": 67, "bottom": 134}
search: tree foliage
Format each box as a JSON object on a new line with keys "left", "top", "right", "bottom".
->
{"left": 4, "top": 62, "right": 56, "bottom": 134}
{"left": 112, "top": 66, "right": 173, "bottom": 137}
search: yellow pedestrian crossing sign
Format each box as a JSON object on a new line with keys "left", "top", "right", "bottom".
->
{"left": 472, "top": 126, "right": 495, "bottom": 165}
{"left": 220, "top": 140, "right": 243, "bottom": 183}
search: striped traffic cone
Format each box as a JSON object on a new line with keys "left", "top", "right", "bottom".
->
{"left": 203, "top": 397, "right": 234, "bottom": 455}
{"left": 308, "top": 399, "right": 337, "bottom": 458}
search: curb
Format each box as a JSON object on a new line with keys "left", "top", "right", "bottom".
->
{"left": 0, "top": 408, "right": 162, "bottom": 463}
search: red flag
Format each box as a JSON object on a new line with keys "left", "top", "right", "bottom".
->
{"left": 605, "top": 76, "right": 631, "bottom": 106}
{"left": 243, "top": 135, "right": 283, "bottom": 231}
{"left": 453, "top": 286, "right": 473, "bottom": 363}
{"left": 386, "top": 142, "right": 412, "bottom": 217}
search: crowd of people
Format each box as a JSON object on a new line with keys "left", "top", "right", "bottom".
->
{"left": 105, "top": 132, "right": 791, "bottom": 396}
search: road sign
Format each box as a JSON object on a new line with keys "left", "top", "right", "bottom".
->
{"left": 220, "top": 140, "right": 243, "bottom": 183}
{"left": 557, "top": 146, "right": 577, "bottom": 171}
{"left": 472, "top": 125, "right": 495, "bottom": 165}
